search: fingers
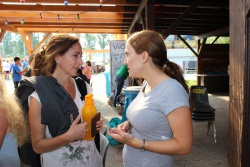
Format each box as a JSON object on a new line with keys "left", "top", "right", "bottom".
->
{"left": 82, "top": 122, "right": 88, "bottom": 128}
{"left": 96, "top": 119, "right": 103, "bottom": 130}
{"left": 72, "top": 114, "right": 81, "bottom": 125}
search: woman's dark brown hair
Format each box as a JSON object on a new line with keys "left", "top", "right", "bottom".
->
{"left": 31, "top": 46, "right": 46, "bottom": 76}
{"left": 86, "top": 60, "right": 91, "bottom": 67}
{"left": 127, "top": 30, "right": 189, "bottom": 93}
{"left": 42, "top": 35, "right": 80, "bottom": 75}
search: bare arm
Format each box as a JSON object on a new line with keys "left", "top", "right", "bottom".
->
{"left": 29, "top": 97, "right": 88, "bottom": 154}
{"left": 108, "top": 106, "right": 193, "bottom": 155}
{"left": 17, "top": 66, "right": 28, "bottom": 75}
{"left": 0, "top": 109, "right": 8, "bottom": 149}
{"left": 141, "top": 106, "right": 193, "bottom": 155}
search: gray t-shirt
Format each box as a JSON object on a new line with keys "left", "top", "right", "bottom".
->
{"left": 123, "top": 78, "right": 189, "bottom": 167}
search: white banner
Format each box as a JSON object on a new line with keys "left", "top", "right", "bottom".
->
{"left": 110, "top": 40, "right": 129, "bottom": 93}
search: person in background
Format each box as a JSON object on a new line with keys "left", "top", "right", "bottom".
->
{"left": 3, "top": 60, "right": 11, "bottom": 80}
{"left": 83, "top": 60, "right": 92, "bottom": 84}
{"left": 113, "top": 64, "right": 129, "bottom": 107}
{"left": 76, "top": 68, "right": 89, "bottom": 84}
{"left": 0, "top": 74, "right": 29, "bottom": 167}
{"left": 24, "top": 54, "right": 35, "bottom": 77}
{"left": 26, "top": 35, "right": 103, "bottom": 166}
{"left": 22, "top": 58, "right": 28, "bottom": 69}
{"left": 12, "top": 57, "right": 28, "bottom": 92}
{"left": 108, "top": 30, "right": 193, "bottom": 167}
{"left": 9, "top": 60, "right": 15, "bottom": 73}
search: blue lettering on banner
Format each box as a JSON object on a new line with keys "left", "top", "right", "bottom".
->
{"left": 112, "top": 44, "right": 125, "bottom": 50}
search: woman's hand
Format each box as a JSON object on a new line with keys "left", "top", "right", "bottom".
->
{"left": 96, "top": 119, "right": 103, "bottom": 131}
{"left": 117, "top": 120, "right": 131, "bottom": 133}
{"left": 107, "top": 126, "right": 135, "bottom": 145}
{"left": 66, "top": 114, "right": 88, "bottom": 142}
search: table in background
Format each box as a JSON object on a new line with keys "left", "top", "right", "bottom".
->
{"left": 196, "top": 74, "right": 229, "bottom": 93}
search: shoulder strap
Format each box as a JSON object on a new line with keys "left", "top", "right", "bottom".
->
{"left": 74, "top": 77, "right": 100, "bottom": 152}
{"left": 16, "top": 82, "right": 35, "bottom": 114}
{"left": 74, "top": 77, "right": 87, "bottom": 101}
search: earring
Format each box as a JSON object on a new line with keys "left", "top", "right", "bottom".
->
{"left": 56, "top": 61, "right": 59, "bottom": 64}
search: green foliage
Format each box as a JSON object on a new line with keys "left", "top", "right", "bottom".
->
{"left": 32, "top": 33, "right": 40, "bottom": 48}
{"left": 96, "top": 34, "right": 112, "bottom": 50}
{"left": 1, "top": 32, "right": 25, "bottom": 57}
{"left": 82, "top": 34, "right": 96, "bottom": 50}
{"left": 206, "top": 37, "right": 230, "bottom": 44}
{"left": 2, "top": 32, "right": 13, "bottom": 57}
{"left": 186, "top": 80, "right": 197, "bottom": 88}
{"left": 32, "top": 33, "right": 47, "bottom": 50}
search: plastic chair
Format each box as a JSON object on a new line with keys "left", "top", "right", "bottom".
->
{"left": 190, "top": 86, "right": 216, "bottom": 143}
{"left": 100, "top": 133, "right": 109, "bottom": 167}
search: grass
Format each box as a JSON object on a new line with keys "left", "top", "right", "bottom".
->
{"left": 186, "top": 80, "right": 197, "bottom": 88}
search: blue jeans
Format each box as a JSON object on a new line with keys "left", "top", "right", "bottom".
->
{"left": 113, "top": 74, "right": 125, "bottom": 107}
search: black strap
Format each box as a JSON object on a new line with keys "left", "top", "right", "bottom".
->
{"left": 73, "top": 77, "right": 100, "bottom": 153}
{"left": 74, "top": 77, "right": 87, "bottom": 101}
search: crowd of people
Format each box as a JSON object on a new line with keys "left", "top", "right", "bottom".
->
{"left": 1, "top": 57, "right": 28, "bottom": 80}
{"left": 0, "top": 30, "right": 192, "bottom": 167}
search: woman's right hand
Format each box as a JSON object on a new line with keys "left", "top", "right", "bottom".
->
{"left": 117, "top": 121, "right": 131, "bottom": 133}
{"left": 66, "top": 114, "right": 88, "bottom": 142}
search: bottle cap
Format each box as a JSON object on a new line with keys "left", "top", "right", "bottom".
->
{"left": 85, "top": 94, "right": 94, "bottom": 105}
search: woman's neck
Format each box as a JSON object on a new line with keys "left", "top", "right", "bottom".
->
{"left": 143, "top": 68, "right": 169, "bottom": 93}
{"left": 52, "top": 72, "right": 72, "bottom": 89}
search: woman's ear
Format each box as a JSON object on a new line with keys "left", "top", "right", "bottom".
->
{"left": 142, "top": 51, "right": 149, "bottom": 63}
{"left": 55, "top": 56, "right": 60, "bottom": 64}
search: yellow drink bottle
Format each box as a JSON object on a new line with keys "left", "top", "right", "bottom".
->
{"left": 82, "top": 94, "right": 97, "bottom": 140}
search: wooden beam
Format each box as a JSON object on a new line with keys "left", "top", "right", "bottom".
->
{"left": 140, "top": 14, "right": 145, "bottom": 30}
{"left": 0, "top": 11, "right": 127, "bottom": 19}
{"left": 0, "top": 29, "right": 6, "bottom": 43}
{"left": 0, "top": 25, "right": 17, "bottom": 33}
{"left": 128, "top": 0, "right": 148, "bottom": 34}
{"left": 211, "top": 36, "right": 220, "bottom": 44}
{"left": 16, "top": 27, "right": 124, "bottom": 34}
{"left": 145, "top": 0, "right": 154, "bottom": 30}
{"left": 0, "top": 0, "right": 136, "bottom": 5}
{"left": 197, "top": 26, "right": 229, "bottom": 39}
{"left": 177, "top": 35, "right": 198, "bottom": 57}
{"left": 198, "top": 38, "right": 206, "bottom": 54}
{"left": 7, "top": 18, "right": 127, "bottom": 24}
{"left": 162, "top": 0, "right": 204, "bottom": 38}
{"left": 0, "top": 4, "right": 135, "bottom": 13}
{"left": 18, "top": 30, "right": 33, "bottom": 55}
{"left": 32, "top": 32, "right": 51, "bottom": 54}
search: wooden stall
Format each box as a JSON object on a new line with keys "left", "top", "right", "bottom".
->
{"left": 197, "top": 44, "right": 229, "bottom": 93}
{"left": 229, "top": 0, "right": 250, "bottom": 166}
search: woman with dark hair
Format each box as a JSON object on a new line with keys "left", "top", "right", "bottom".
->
{"left": 83, "top": 60, "right": 92, "bottom": 84}
{"left": 25, "top": 35, "right": 103, "bottom": 166}
{"left": 108, "top": 30, "right": 193, "bottom": 167}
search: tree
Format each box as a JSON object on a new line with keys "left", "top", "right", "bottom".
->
{"left": 97, "top": 34, "right": 112, "bottom": 50}
{"left": 2, "top": 32, "right": 13, "bottom": 57}
{"left": 97, "top": 34, "right": 112, "bottom": 61}
{"left": 206, "top": 37, "right": 230, "bottom": 44}
{"left": 82, "top": 34, "right": 96, "bottom": 50}
{"left": 82, "top": 34, "right": 96, "bottom": 61}
{"left": 32, "top": 33, "right": 40, "bottom": 48}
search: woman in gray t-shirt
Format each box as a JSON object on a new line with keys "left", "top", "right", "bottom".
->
{"left": 108, "top": 30, "right": 193, "bottom": 167}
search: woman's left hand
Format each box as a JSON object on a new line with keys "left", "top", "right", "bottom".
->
{"left": 107, "top": 126, "right": 135, "bottom": 145}
{"left": 96, "top": 119, "right": 103, "bottom": 131}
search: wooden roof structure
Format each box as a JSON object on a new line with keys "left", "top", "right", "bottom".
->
{"left": 0, "top": 0, "right": 229, "bottom": 37}
{"left": 0, "top": 0, "right": 229, "bottom": 54}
